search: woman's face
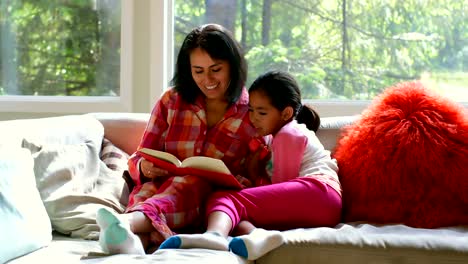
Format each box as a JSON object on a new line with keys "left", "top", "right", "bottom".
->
{"left": 190, "top": 47, "right": 231, "bottom": 101}
{"left": 248, "top": 90, "right": 286, "bottom": 136}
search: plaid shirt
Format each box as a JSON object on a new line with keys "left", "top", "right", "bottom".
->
{"left": 128, "top": 87, "right": 257, "bottom": 186}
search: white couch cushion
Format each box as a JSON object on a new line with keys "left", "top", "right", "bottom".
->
{"left": 258, "top": 223, "right": 468, "bottom": 264}
{"left": 0, "top": 147, "right": 52, "bottom": 263}
{"left": 0, "top": 114, "right": 126, "bottom": 240}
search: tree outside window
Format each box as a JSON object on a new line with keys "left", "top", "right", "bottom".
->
{"left": 0, "top": 0, "right": 120, "bottom": 96}
{"left": 1, "top": 0, "right": 466, "bottom": 104}
{"left": 175, "top": 0, "right": 467, "bottom": 102}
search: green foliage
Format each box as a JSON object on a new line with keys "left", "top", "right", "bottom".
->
{"left": 1, "top": 0, "right": 465, "bottom": 101}
{"left": 1, "top": 0, "right": 120, "bottom": 96}
{"left": 174, "top": 0, "right": 466, "bottom": 101}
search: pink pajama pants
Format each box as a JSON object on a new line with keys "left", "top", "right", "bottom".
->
{"left": 206, "top": 176, "right": 342, "bottom": 231}
{"left": 126, "top": 175, "right": 213, "bottom": 245}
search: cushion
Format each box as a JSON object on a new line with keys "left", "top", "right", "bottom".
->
{"left": 100, "top": 137, "right": 130, "bottom": 172}
{"left": 0, "top": 147, "right": 52, "bottom": 263}
{"left": 333, "top": 81, "right": 468, "bottom": 228}
{"left": 22, "top": 139, "right": 127, "bottom": 240}
{"left": 261, "top": 224, "right": 468, "bottom": 264}
{"left": 5, "top": 114, "right": 128, "bottom": 240}
{"left": 100, "top": 137, "right": 130, "bottom": 206}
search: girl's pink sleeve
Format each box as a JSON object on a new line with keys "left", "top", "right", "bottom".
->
{"left": 271, "top": 130, "right": 307, "bottom": 183}
{"left": 127, "top": 95, "right": 170, "bottom": 186}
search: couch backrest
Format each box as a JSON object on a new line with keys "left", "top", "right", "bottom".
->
{"left": 0, "top": 112, "right": 357, "bottom": 155}
{"left": 92, "top": 112, "right": 358, "bottom": 155}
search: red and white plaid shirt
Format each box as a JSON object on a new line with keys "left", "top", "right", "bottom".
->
{"left": 127, "top": 87, "right": 257, "bottom": 186}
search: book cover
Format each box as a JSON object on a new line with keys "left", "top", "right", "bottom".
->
{"left": 138, "top": 148, "right": 242, "bottom": 189}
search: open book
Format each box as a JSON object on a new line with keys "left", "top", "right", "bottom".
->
{"left": 137, "top": 148, "right": 242, "bottom": 189}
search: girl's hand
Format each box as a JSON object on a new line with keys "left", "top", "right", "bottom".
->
{"left": 140, "top": 159, "right": 169, "bottom": 179}
{"left": 235, "top": 174, "right": 253, "bottom": 188}
{"left": 245, "top": 139, "right": 271, "bottom": 186}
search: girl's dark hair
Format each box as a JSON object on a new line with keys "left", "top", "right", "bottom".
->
{"left": 249, "top": 71, "right": 321, "bottom": 132}
{"left": 171, "top": 24, "right": 247, "bottom": 104}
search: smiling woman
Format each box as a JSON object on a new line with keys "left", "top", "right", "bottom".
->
{"left": 94, "top": 23, "right": 259, "bottom": 255}
{"left": 189, "top": 48, "right": 231, "bottom": 102}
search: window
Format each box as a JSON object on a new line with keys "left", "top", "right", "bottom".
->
{"left": 0, "top": 0, "right": 132, "bottom": 113}
{"left": 1, "top": 1, "right": 465, "bottom": 117}
{"left": 174, "top": 0, "right": 467, "bottom": 111}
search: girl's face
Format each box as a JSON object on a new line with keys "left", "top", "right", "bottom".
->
{"left": 248, "top": 90, "right": 288, "bottom": 136}
{"left": 190, "top": 47, "right": 231, "bottom": 101}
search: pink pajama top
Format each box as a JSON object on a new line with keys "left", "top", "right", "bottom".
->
{"left": 268, "top": 120, "right": 342, "bottom": 195}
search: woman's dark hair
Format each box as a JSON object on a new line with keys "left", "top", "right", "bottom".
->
{"left": 171, "top": 24, "right": 247, "bottom": 104}
{"left": 248, "top": 71, "right": 321, "bottom": 132}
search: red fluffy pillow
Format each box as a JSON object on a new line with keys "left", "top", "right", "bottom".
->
{"left": 334, "top": 81, "right": 468, "bottom": 228}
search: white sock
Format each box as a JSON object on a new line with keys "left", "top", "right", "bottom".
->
{"left": 159, "top": 231, "right": 229, "bottom": 251}
{"left": 229, "top": 228, "right": 284, "bottom": 260}
{"left": 96, "top": 207, "right": 145, "bottom": 255}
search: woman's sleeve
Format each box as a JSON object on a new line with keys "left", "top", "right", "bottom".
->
{"left": 127, "top": 92, "right": 171, "bottom": 186}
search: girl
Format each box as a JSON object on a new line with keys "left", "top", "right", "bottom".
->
{"left": 159, "top": 71, "right": 342, "bottom": 260}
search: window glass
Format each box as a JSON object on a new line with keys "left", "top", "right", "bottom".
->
{"left": 174, "top": 0, "right": 467, "bottom": 102}
{"left": 0, "top": 0, "right": 121, "bottom": 96}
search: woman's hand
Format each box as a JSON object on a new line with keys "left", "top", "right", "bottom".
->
{"left": 140, "top": 159, "right": 169, "bottom": 179}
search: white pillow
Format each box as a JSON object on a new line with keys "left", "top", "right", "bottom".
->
{"left": 23, "top": 140, "right": 126, "bottom": 240}
{"left": 0, "top": 147, "right": 52, "bottom": 263}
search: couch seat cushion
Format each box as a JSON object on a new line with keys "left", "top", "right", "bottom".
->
{"left": 257, "top": 223, "right": 468, "bottom": 264}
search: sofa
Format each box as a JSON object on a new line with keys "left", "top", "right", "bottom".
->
{"left": 2, "top": 111, "right": 468, "bottom": 264}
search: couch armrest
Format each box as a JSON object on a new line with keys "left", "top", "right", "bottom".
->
{"left": 317, "top": 115, "right": 358, "bottom": 151}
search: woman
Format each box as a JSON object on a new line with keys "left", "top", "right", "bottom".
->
{"left": 96, "top": 24, "right": 259, "bottom": 254}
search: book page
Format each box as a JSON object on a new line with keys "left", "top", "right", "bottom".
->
{"left": 180, "top": 156, "right": 231, "bottom": 175}
{"left": 138, "top": 148, "right": 182, "bottom": 167}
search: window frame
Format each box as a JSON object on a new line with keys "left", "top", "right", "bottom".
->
{"left": 149, "top": 0, "right": 173, "bottom": 110}
{"left": 0, "top": 0, "right": 133, "bottom": 113}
